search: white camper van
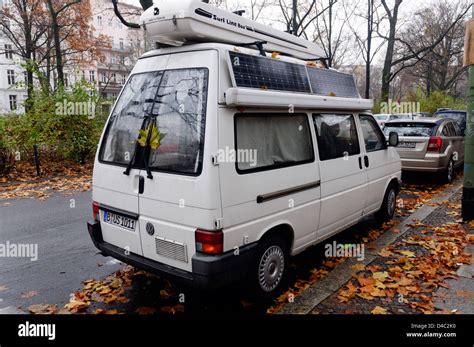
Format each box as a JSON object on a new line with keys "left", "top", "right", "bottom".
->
{"left": 87, "top": 0, "right": 402, "bottom": 295}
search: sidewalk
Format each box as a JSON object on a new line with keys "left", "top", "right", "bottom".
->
{"left": 277, "top": 180, "right": 473, "bottom": 314}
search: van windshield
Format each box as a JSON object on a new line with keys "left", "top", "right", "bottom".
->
{"left": 99, "top": 68, "right": 209, "bottom": 175}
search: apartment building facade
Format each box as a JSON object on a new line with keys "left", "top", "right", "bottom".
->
{"left": 0, "top": 34, "right": 27, "bottom": 114}
{"left": 0, "top": 0, "right": 143, "bottom": 114}
{"left": 85, "top": 0, "right": 144, "bottom": 99}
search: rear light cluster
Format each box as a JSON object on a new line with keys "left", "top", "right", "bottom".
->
{"left": 195, "top": 228, "right": 223, "bottom": 255}
{"left": 428, "top": 136, "right": 443, "bottom": 152}
{"left": 92, "top": 201, "right": 100, "bottom": 221}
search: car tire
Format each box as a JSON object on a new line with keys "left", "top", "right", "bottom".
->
{"left": 443, "top": 157, "right": 455, "bottom": 183}
{"left": 375, "top": 184, "right": 398, "bottom": 223}
{"left": 250, "top": 234, "right": 289, "bottom": 298}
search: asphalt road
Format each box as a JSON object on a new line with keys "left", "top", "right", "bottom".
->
{"left": 0, "top": 191, "right": 123, "bottom": 313}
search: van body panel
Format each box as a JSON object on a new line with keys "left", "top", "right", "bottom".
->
{"left": 93, "top": 184, "right": 143, "bottom": 256}
{"left": 218, "top": 109, "right": 321, "bottom": 253}
{"left": 136, "top": 50, "right": 220, "bottom": 272}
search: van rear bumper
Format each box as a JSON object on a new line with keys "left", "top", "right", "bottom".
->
{"left": 87, "top": 221, "right": 257, "bottom": 290}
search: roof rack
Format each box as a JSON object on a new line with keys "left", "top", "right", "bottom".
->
{"left": 140, "top": 0, "right": 326, "bottom": 61}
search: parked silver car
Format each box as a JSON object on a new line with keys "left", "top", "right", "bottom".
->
{"left": 383, "top": 118, "right": 464, "bottom": 182}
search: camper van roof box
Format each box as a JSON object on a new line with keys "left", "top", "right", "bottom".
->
{"left": 140, "top": 0, "right": 326, "bottom": 61}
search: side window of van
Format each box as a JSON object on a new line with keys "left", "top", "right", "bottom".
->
{"left": 235, "top": 113, "right": 314, "bottom": 173}
{"left": 313, "top": 114, "right": 360, "bottom": 161}
{"left": 359, "top": 115, "right": 387, "bottom": 152}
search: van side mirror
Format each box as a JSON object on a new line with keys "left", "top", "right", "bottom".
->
{"left": 388, "top": 132, "right": 399, "bottom": 147}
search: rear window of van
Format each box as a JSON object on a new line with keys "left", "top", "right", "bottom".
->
{"left": 99, "top": 68, "right": 208, "bottom": 176}
{"left": 383, "top": 123, "right": 436, "bottom": 137}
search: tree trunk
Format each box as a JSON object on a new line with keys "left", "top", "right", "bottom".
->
{"left": 47, "top": 0, "right": 64, "bottom": 89}
{"left": 292, "top": 0, "right": 298, "bottom": 36}
{"left": 381, "top": 0, "right": 402, "bottom": 102}
{"left": 365, "top": 0, "right": 373, "bottom": 99}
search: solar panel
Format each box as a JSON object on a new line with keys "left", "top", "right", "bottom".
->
{"left": 307, "top": 67, "right": 360, "bottom": 98}
{"left": 228, "top": 51, "right": 361, "bottom": 99}
{"left": 229, "top": 51, "right": 311, "bottom": 93}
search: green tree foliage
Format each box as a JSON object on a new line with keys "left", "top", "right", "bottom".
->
{"left": 407, "top": 88, "right": 466, "bottom": 114}
{"left": 0, "top": 79, "right": 108, "bottom": 172}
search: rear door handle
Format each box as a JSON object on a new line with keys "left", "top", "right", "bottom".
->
{"left": 358, "top": 157, "right": 363, "bottom": 170}
{"left": 138, "top": 176, "right": 145, "bottom": 194}
{"left": 364, "top": 156, "right": 369, "bottom": 168}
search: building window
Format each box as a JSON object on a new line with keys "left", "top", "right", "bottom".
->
{"left": 89, "top": 70, "right": 96, "bottom": 82}
{"left": 102, "top": 74, "right": 107, "bottom": 83}
{"left": 7, "top": 69, "right": 15, "bottom": 85}
{"left": 64, "top": 73, "right": 69, "bottom": 87}
{"left": 121, "top": 74, "right": 126, "bottom": 84}
{"left": 5, "top": 44, "right": 13, "bottom": 59}
{"left": 97, "top": 16, "right": 102, "bottom": 26}
{"left": 23, "top": 71, "right": 27, "bottom": 84}
{"left": 9, "top": 95, "right": 17, "bottom": 111}
{"left": 120, "top": 56, "right": 125, "bottom": 65}
{"left": 112, "top": 73, "right": 116, "bottom": 83}
{"left": 110, "top": 55, "right": 116, "bottom": 64}
{"left": 119, "top": 38, "right": 124, "bottom": 50}
{"left": 108, "top": 19, "right": 113, "bottom": 27}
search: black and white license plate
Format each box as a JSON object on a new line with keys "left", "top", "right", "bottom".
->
{"left": 103, "top": 211, "right": 136, "bottom": 232}
{"left": 398, "top": 142, "right": 416, "bottom": 148}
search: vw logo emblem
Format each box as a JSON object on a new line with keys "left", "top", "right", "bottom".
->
{"left": 146, "top": 222, "right": 155, "bottom": 236}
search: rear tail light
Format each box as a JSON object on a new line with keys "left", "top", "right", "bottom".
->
{"left": 92, "top": 201, "right": 100, "bottom": 221}
{"left": 195, "top": 228, "right": 223, "bottom": 255}
{"left": 427, "top": 136, "right": 442, "bottom": 152}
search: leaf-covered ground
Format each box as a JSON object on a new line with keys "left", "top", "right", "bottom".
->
{"left": 4, "top": 165, "right": 471, "bottom": 315}
{"left": 0, "top": 161, "right": 92, "bottom": 201}
{"left": 313, "top": 191, "right": 472, "bottom": 314}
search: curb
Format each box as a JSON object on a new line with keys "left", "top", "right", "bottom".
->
{"left": 277, "top": 179, "right": 464, "bottom": 315}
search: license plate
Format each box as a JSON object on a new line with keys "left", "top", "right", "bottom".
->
{"left": 103, "top": 211, "right": 136, "bottom": 232}
{"left": 398, "top": 142, "right": 416, "bottom": 148}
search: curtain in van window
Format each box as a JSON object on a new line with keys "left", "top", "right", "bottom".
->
{"left": 236, "top": 114, "right": 313, "bottom": 172}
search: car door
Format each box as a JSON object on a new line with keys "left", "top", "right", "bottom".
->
{"left": 358, "top": 114, "right": 394, "bottom": 214}
{"left": 219, "top": 112, "right": 321, "bottom": 253}
{"left": 449, "top": 122, "right": 465, "bottom": 165}
{"left": 94, "top": 71, "right": 168, "bottom": 256}
{"left": 137, "top": 51, "right": 219, "bottom": 273}
{"left": 313, "top": 113, "right": 368, "bottom": 239}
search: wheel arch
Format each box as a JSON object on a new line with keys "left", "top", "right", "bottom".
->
{"left": 257, "top": 222, "right": 295, "bottom": 253}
